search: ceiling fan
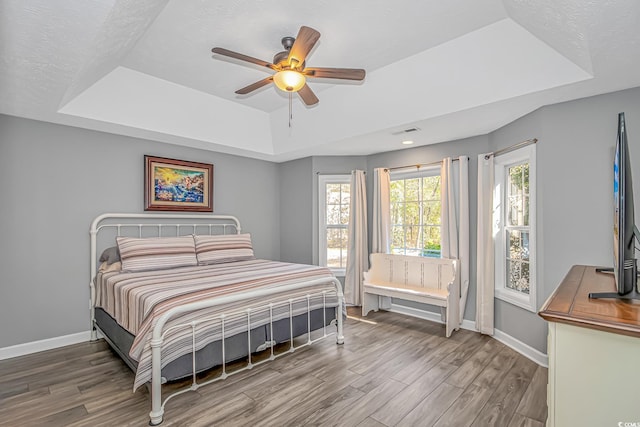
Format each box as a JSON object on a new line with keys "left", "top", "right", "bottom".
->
{"left": 212, "top": 26, "right": 366, "bottom": 106}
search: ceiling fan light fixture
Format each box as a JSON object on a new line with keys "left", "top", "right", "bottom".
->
{"left": 273, "top": 70, "right": 306, "bottom": 92}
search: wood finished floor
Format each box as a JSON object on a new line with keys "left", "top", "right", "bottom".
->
{"left": 0, "top": 309, "right": 547, "bottom": 427}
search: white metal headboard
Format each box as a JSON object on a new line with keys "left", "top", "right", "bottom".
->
{"left": 90, "top": 212, "right": 241, "bottom": 280}
{"left": 89, "top": 213, "right": 242, "bottom": 335}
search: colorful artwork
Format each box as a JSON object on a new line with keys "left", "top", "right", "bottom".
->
{"left": 153, "top": 167, "right": 205, "bottom": 203}
{"left": 144, "top": 156, "right": 213, "bottom": 212}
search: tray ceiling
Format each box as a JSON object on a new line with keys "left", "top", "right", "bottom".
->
{"left": 2, "top": 0, "right": 640, "bottom": 161}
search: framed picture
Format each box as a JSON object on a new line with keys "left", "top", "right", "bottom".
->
{"left": 144, "top": 155, "right": 213, "bottom": 212}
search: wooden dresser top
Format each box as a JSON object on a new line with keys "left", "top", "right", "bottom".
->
{"left": 539, "top": 265, "right": 640, "bottom": 338}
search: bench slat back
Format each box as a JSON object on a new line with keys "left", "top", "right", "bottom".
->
{"left": 367, "top": 253, "right": 457, "bottom": 290}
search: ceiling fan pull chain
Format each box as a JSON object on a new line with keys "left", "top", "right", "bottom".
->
{"left": 289, "top": 92, "right": 293, "bottom": 128}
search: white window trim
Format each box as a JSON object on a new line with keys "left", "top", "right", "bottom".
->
{"left": 390, "top": 166, "right": 441, "bottom": 257}
{"left": 493, "top": 145, "right": 537, "bottom": 312}
{"left": 318, "top": 174, "right": 350, "bottom": 275}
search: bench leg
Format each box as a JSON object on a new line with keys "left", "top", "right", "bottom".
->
{"left": 445, "top": 283, "right": 460, "bottom": 338}
{"left": 362, "top": 292, "right": 380, "bottom": 317}
{"left": 444, "top": 305, "right": 453, "bottom": 338}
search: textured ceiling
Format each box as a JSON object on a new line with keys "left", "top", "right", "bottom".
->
{"left": 2, "top": 0, "right": 640, "bottom": 162}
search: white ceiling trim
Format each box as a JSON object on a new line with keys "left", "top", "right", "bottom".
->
{"left": 55, "top": 19, "right": 592, "bottom": 159}
{"left": 59, "top": 66, "right": 272, "bottom": 154}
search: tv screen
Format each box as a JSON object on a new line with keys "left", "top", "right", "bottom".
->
{"left": 613, "top": 136, "right": 621, "bottom": 290}
{"left": 614, "top": 112, "right": 636, "bottom": 295}
{"left": 591, "top": 112, "right": 640, "bottom": 300}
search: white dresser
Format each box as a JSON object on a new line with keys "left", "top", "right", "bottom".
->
{"left": 539, "top": 265, "right": 640, "bottom": 427}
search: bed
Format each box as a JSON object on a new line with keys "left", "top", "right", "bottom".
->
{"left": 89, "top": 213, "right": 344, "bottom": 425}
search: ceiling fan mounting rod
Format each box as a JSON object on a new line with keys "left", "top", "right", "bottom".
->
{"left": 274, "top": 36, "right": 302, "bottom": 68}
{"left": 281, "top": 36, "right": 295, "bottom": 50}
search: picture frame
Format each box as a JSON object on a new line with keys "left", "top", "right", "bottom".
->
{"left": 144, "top": 155, "right": 213, "bottom": 212}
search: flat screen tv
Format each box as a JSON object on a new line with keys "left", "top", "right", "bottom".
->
{"left": 590, "top": 112, "right": 640, "bottom": 300}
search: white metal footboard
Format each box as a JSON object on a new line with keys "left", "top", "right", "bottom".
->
{"left": 148, "top": 277, "right": 344, "bottom": 425}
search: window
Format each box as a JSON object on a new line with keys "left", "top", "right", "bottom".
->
{"left": 494, "top": 145, "right": 537, "bottom": 311}
{"left": 390, "top": 169, "right": 441, "bottom": 257}
{"left": 318, "top": 175, "right": 350, "bottom": 274}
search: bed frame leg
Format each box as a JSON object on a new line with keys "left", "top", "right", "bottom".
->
{"left": 149, "top": 417, "right": 163, "bottom": 426}
{"left": 149, "top": 399, "right": 164, "bottom": 424}
{"left": 89, "top": 283, "right": 98, "bottom": 342}
{"left": 149, "top": 416, "right": 163, "bottom": 426}
{"left": 149, "top": 337, "right": 164, "bottom": 426}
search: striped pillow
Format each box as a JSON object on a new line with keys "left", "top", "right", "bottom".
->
{"left": 116, "top": 236, "right": 197, "bottom": 272}
{"left": 194, "top": 233, "right": 255, "bottom": 265}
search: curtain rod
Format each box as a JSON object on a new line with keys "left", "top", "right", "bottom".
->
{"left": 316, "top": 171, "right": 366, "bottom": 175}
{"left": 484, "top": 138, "right": 538, "bottom": 160}
{"left": 384, "top": 157, "right": 463, "bottom": 172}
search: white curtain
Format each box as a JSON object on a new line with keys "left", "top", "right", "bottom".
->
{"left": 372, "top": 168, "right": 391, "bottom": 253}
{"left": 372, "top": 168, "right": 391, "bottom": 309}
{"left": 458, "top": 157, "right": 470, "bottom": 324}
{"left": 441, "top": 158, "right": 458, "bottom": 258}
{"left": 440, "top": 156, "right": 470, "bottom": 324}
{"left": 476, "top": 154, "right": 495, "bottom": 335}
{"left": 345, "top": 170, "right": 368, "bottom": 306}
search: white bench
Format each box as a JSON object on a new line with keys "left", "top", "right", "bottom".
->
{"left": 362, "top": 253, "right": 461, "bottom": 337}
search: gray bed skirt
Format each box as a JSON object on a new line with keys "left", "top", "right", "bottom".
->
{"left": 94, "top": 306, "right": 337, "bottom": 383}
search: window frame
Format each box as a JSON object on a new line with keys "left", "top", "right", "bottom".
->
{"left": 318, "top": 174, "right": 351, "bottom": 275}
{"left": 493, "top": 144, "right": 537, "bottom": 312}
{"left": 390, "top": 166, "right": 442, "bottom": 258}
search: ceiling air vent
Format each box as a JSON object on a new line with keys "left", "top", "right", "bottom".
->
{"left": 391, "top": 127, "right": 421, "bottom": 135}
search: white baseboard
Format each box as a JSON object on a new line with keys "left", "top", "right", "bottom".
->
{"left": 389, "top": 303, "right": 548, "bottom": 367}
{"left": 492, "top": 328, "right": 548, "bottom": 367}
{"left": 1, "top": 306, "right": 549, "bottom": 369}
{"left": 0, "top": 331, "right": 92, "bottom": 361}
{"left": 389, "top": 303, "right": 476, "bottom": 331}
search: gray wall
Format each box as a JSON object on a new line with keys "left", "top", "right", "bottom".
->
{"left": 2, "top": 86, "right": 639, "bottom": 354}
{"left": 0, "top": 115, "right": 281, "bottom": 348}
{"left": 489, "top": 87, "right": 640, "bottom": 352}
{"left": 279, "top": 157, "right": 313, "bottom": 264}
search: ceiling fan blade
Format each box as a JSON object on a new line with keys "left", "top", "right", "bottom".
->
{"left": 298, "top": 84, "right": 319, "bottom": 106}
{"left": 235, "top": 76, "right": 274, "bottom": 95}
{"left": 304, "top": 67, "right": 366, "bottom": 81}
{"left": 287, "top": 26, "right": 321, "bottom": 67}
{"left": 212, "top": 47, "right": 276, "bottom": 70}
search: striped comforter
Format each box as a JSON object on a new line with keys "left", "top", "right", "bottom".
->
{"left": 96, "top": 259, "right": 339, "bottom": 390}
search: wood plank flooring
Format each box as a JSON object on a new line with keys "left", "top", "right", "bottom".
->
{"left": 0, "top": 309, "right": 547, "bottom": 426}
